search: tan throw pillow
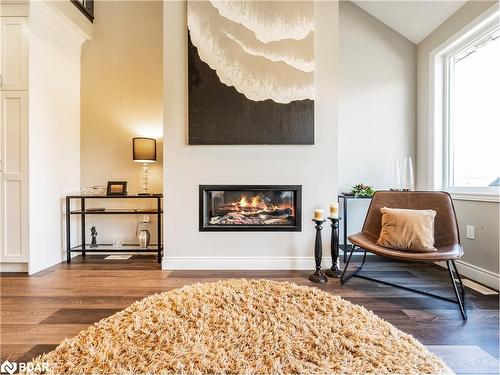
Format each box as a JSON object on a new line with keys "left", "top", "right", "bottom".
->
{"left": 377, "top": 207, "right": 437, "bottom": 252}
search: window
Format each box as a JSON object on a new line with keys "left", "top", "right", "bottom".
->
{"left": 432, "top": 9, "right": 500, "bottom": 201}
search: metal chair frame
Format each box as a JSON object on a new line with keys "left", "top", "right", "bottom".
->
{"left": 340, "top": 245, "right": 468, "bottom": 320}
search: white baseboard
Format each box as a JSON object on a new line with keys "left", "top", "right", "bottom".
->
{"left": 163, "top": 252, "right": 372, "bottom": 271}
{"left": 163, "top": 256, "right": 334, "bottom": 270}
{"left": 0, "top": 262, "right": 28, "bottom": 273}
{"left": 436, "top": 260, "right": 499, "bottom": 290}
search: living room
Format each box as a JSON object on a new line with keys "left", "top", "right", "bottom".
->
{"left": 0, "top": 0, "right": 499, "bottom": 374}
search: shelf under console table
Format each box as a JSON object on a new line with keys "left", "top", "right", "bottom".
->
{"left": 65, "top": 194, "right": 163, "bottom": 263}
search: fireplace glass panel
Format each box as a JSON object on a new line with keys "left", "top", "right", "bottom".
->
{"left": 200, "top": 186, "right": 301, "bottom": 231}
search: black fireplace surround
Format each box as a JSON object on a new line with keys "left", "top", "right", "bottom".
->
{"left": 199, "top": 185, "right": 302, "bottom": 231}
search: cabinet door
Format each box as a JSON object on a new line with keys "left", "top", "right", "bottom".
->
{"left": 0, "top": 17, "right": 28, "bottom": 90}
{"left": 0, "top": 90, "right": 28, "bottom": 262}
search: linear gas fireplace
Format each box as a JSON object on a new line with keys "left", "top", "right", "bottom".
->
{"left": 199, "top": 185, "right": 302, "bottom": 231}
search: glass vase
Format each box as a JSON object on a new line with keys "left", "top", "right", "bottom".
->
{"left": 390, "top": 158, "right": 402, "bottom": 191}
{"left": 402, "top": 157, "right": 414, "bottom": 191}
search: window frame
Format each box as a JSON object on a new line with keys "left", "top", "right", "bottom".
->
{"left": 429, "top": 7, "right": 500, "bottom": 202}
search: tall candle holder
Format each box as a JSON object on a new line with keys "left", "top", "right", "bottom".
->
{"left": 325, "top": 217, "right": 342, "bottom": 277}
{"left": 309, "top": 219, "right": 328, "bottom": 284}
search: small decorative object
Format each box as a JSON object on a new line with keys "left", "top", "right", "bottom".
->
{"left": 390, "top": 157, "right": 402, "bottom": 191}
{"left": 86, "top": 207, "right": 105, "bottom": 212}
{"left": 138, "top": 230, "right": 151, "bottom": 248}
{"left": 136, "top": 220, "right": 151, "bottom": 248}
{"left": 133, "top": 137, "right": 157, "bottom": 195}
{"left": 325, "top": 217, "right": 342, "bottom": 278}
{"left": 112, "top": 240, "right": 122, "bottom": 248}
{"left": 351, "top": 183, "right": 375, "bottom": 198}
{"left": 329, "top": 202, "right": 339, "bottom": 218}
{"left": 402, "top": 157, "right": 414, "bottom": 191}
{"left": 81, "top": 186, "right": 106, "bottom": 196}
{"left": 314, "top": 209, "right": 324, "bottom": 221}
{"left": 106, "top": 181, "right": 128, "bottom": 196}
{"left": 90, "top": 226, "right": 98, "bottom": 248}
{"left": 309, "top": 218, "right": 328, "bottom": 284}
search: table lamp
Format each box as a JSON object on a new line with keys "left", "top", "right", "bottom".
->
{"left": 133, "top": 137, "right": 157, "bottom": 195}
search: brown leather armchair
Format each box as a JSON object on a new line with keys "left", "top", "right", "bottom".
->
{"left": 340, "top": 191, "right": 467, "bottom": 320}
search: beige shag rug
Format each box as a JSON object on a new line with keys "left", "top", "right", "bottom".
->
{"left": 29, "top": 279, "right": 451, "bottom": 374}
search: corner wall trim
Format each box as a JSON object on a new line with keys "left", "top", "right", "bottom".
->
{"left": 163, "top": 256, "right": 331, "bottom": 270}
{"left": 436, "top": 260, "right": 499, "bottom": 290}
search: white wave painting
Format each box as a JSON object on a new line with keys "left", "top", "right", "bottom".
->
{"left": 188, "top": 0, "right": 314, "bottom": 145}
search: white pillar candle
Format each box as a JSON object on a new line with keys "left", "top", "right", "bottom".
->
{"left": 330, "top": 202, "right": 339, "bottom": 218}
{"left": 314, "top": 209, "right": 324, "bottom": 221}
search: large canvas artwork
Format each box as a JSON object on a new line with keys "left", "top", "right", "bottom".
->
{"left": 188, "top": 1, "right": 314, "bottom": 145}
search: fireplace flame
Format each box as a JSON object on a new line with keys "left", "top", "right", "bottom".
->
{"left": 238, "top": 195, "right": 270, "bottom": 211}
{"left": 240, "top": 196, "right": 249, "bottom": 207}
{"left": 251, "top": 196, "right": 259, "bottom": 207}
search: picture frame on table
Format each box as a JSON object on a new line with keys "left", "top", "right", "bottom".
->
{"left": 106, "top": 181, "right": 128, "bottom": 196}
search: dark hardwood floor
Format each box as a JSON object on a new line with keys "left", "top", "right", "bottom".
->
{"left": 1, "top": 255, "right": 498, "bottom": 373}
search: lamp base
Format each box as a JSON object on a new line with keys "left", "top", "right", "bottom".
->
{"left": 137, "top": 192, "right": 153, "bottom": 196}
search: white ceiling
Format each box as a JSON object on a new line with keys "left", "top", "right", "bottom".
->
{"left": 351, "top": 0, "right": 467, "bottom": 44}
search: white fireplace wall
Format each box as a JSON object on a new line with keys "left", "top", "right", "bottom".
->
{"left": 163, "top": 1, "right": 338, "bottom": 269}
{"left": 337, "top": 1, "right": 417, "bottom": 247}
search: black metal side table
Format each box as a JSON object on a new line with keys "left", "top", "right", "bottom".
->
{"left": 65, "top": 195, "right": 163, "bottom": 263}
{"left": 338, "top": 194, "right": 372, "bottom": 262}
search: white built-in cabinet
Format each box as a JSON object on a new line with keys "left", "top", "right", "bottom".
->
{"left": 0, "top": 10, "right": 29, "bottom": 264}
{"left": 1, "top": 1, "right": 90, "bottom": 272}
{"left": 1, "top": 17, "right": 28, "bottom": 90}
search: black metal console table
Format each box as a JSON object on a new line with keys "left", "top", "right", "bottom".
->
{"left": 338, "top": 193, "right": 372, "bottom": 262}
{"left": 65, "top": 195, "right": 163, "bottom": 263}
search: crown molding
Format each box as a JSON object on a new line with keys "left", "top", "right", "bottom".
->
{"left": 29, "top": 1, "right": 89, "bottom": 55}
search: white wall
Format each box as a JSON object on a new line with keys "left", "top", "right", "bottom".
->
{"left": 416, "top": 0, "right": 497, "bottom": 190}
{"left": 81, "top": 0, "right": 163, "bottom": 245}
{"left": 416, "top": 0, "right": 499, "bottom": 287}
{"left": 338, "top": 1, "right": 416, "bottom": 243}
{"left": 28, "top": 2, "right": 86, "bottom": 274}
{"left": 454, "top": 200, "right": 499, "bottom": 276}
{"left": 163, "top": 1, "right": 338, "bottom": 269}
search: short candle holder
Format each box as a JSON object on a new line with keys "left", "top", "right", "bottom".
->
{"left": 325, "top": 217, "right": 342, "bottom": 278}
{"left": 309, "top": 219, "right": 328, "bottom": 284}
